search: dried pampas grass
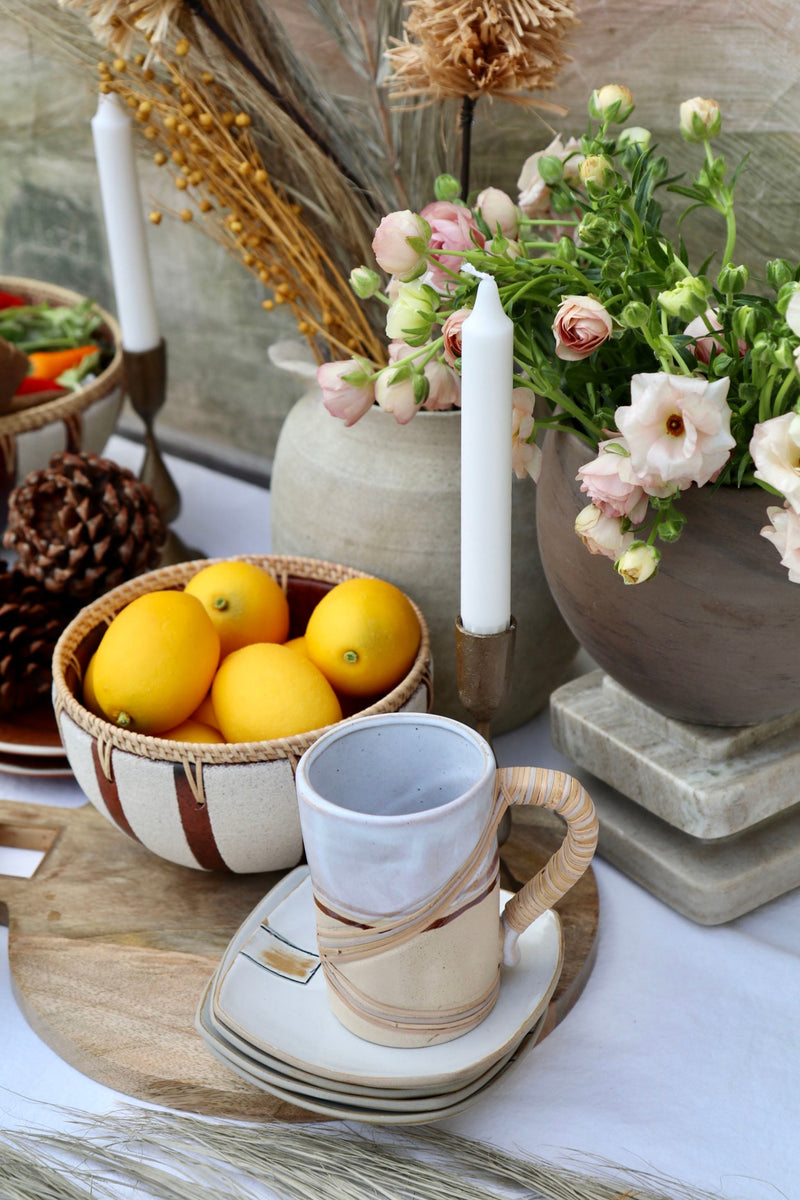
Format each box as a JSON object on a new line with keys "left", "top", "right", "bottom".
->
{"left": 1, "top": 1106, "right": 725, "bottom": 1200}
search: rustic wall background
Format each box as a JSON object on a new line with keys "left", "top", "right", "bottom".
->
{"left": 0, "top": 2, "right": 796, "bottom": 465}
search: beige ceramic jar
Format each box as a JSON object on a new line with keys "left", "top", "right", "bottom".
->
{"left": 270, "top": 389, "right": 578, "bottom": 732}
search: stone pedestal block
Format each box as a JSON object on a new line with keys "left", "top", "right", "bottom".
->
{"left": 550, "top": 672, "right": 800, "bottom": 924}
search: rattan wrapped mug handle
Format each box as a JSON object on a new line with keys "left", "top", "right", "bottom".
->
{"left": 495, "top": 767, "right": 598, "bottom": 966}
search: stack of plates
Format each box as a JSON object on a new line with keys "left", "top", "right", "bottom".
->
{"left": 197, "top": 866, "right": 564, "bottom": 1124}
{"left": 0, "top": 705, "right": 71, "bottom": 778}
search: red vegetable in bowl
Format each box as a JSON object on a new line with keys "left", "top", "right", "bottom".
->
{"left": 0, "top": 290, "right": 26, "bottom": 309}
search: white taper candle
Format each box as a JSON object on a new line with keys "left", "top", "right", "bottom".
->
{"left": 459, "top": 275, "right": 514, "bottom": 634}
{"left": 91, "top": 93, "right": 160, "bottom": 353}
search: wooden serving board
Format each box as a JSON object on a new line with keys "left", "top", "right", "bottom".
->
{"left": 0, "top": 798, "right": 598, "bottom": 1121}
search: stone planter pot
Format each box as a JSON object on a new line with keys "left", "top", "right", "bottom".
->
{"left": 536, "top": 429, "right": 800, "bottom": 727}
{"left": 270, "top": 391, "right": 577, "bottom": 732}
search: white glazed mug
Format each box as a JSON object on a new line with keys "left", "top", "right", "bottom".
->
{"left": 295, "top": 711, "right": 598, "bottom": 1048}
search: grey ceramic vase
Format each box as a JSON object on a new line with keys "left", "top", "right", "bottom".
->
{"left": 535, "top": 429, "right": 800, "bottom": 727}
{"left": 270, "top": 391, "right": 578, "bottom": 733}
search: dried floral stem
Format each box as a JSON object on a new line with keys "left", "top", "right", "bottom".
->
{"left": 459, "top": 94, "right": 476, "bottom": 198}
{"left": 100, "top": 36, "right": 384, "bottom": 363}
{"left": 0, "top": 1109, "right": 725, "bottom": 1200}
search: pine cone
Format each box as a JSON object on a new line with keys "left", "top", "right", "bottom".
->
{"left": 4, "top": 451, "right": 167, "bottom": 600}
{"left": 0, "top": 562, "right": 78, "bottom": 716}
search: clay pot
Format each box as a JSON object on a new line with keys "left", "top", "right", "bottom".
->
{"left": 270, "top": 391, "right": 578, "bottom": 732}
{"left": 535, "top": 429, "right": 800, "bottom": 727}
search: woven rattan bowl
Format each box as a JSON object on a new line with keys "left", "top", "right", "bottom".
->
{"left": 0, "top": 275, "right": 123, "bottom": 503}
{"left": 52, "top": 554, "right": 433, "bottom": 874}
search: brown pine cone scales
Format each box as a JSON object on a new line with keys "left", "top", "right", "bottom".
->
{"left": 3, "top": 451, "right": 167, "bottom": 599}
{"left": 0, "top": 563, "right": 79, "bottom": 716}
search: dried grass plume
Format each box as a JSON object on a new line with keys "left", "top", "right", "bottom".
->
{"left": 386, "top": 0, "right": 579, "bottom": 107}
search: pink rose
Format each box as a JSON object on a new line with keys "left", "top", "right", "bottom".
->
{"left": 372, "top": 210, "right": 430, "bottom": 280}
{"left": 577, "top": 438, "right": 649, "bottom": 523}
{"left": 374, "top": 364, "right": 418, "bottom": 424}
{"left": 475, "top": 187, "right": 520, "bottom": 237}
{"left": 683, "top": 309, "right": 746, "bottom": 363}
{"left": 761, "top": 504, "right": 800, "bottom": 582}
{"left": 442, "top": 307, "right": 472, "bottom": 367}
{"left": 614, "top": 372, "right": 735, "bottom": 491}
{"left": 750, "top": 413, "right": 800, "bottom": 511}
{"left": 517, "top": 135, "right": 583, "bottom": 217}
{"left": 574, "top": 504, "right": 633, "bottom": 560}
{"left": 317, "top": 359, "right": 375, "bottom": 426}
{"left": 553, "top": 295, "right": 613, "bottom": 361}
{"left": 511, "top": 389, "right": 541, "bottom": 481}
{"left": 419, "top": 200, "right": 485, "bottom": 289}
{"left": 386, "top": 340, "right": 460, "bottom": 415}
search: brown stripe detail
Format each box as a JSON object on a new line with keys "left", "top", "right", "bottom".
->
{"left": 91, "top": 739, "right": 140, "bottom": 841}
{"left": 173, "top": 764, "right": 227, "bottom": 871}
{"left": 63, "top": 411, "right": 83, "bottom": 452}
{"left": 315, "top": 858, "right": 500, "bottom": 934}
{"left": 0, "top": 435, "right": 16, "bottom": 496}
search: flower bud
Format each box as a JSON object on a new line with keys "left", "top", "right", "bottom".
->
{"left": 577, "top": 211, "right": 613, "bottom": 245}
{"left": 618, "top": 300, "right": 650, "bottom": 328}
{"left": 475, "top": 186, "right": 520, "bottom": 237}
{"left": 731, "top": 304, "right": 758, "bottom": 343}
{"left": 679, "top": 97, "right": 722, "bottom": 143}
{"left": 555, "top": 235, "right": 577, "bottom": 262}
{"left": 617, "top": 125, "right": 651, "bottom": 152}
{"left": 589, "top": 84, "right": 634, "bottom": 124}
{"left": 372, "top": 210, "right": 431, "bottom": 280}
{"left": 579, "top": 154, "right": 615, "bottom": 192}
{"left": 349, "top": 265, "right": 381, "bottom": 298}
{"left": 774, "top": 337, "right": 796, "bottom": 369}
{"left": 550, "top": 186, "right": 579, "bottom": 214}
{"left": 716, "top": 263, "right": 749, "bottom": 294}
{"left": 767, "top": 259, "right": 795, "bottom": 292}
{"left": 536, "top": 154, "right": 565, "bottom": 186}
{"left": 657, "top": 276, "right": 711, "bottom": 321}
{"left": 433, "top": 173, "right": 461, "bottom": 201}
{"left": 385, "top": 279, "right": 439, "bottom": 346}
{"left": 615, "top": 541, "right": 660, "bottom": 584}
{"left": 656, "top": 510, "right": 687, "bottom": 543}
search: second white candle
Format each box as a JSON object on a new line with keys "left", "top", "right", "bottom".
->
{"left": 459, "top": 275, "right": 514, "bottom": 635}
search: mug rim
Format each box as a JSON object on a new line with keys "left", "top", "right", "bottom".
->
{"left": 296, "top": 711, "right": 495, "bottom": 826}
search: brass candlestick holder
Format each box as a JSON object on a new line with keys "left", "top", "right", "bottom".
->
{"left": 455, "top": 615, "right": 517, "bottom": 842}
{"left": 122, "top": 340, "right": 202, "bottom": 565}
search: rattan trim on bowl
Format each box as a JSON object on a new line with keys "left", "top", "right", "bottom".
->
{"left": 0, "top": 275, "right": 122, "bottom": 436}
{"left": 52, "top": 553, "right": 433, "bottom": 769}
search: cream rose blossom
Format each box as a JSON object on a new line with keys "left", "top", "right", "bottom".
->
{"left": 517, "top": 135, "right": 583, "bottom": 216}
{"left": 574, "top": 504, "right": 633, "bottom": 559}
{"left": 317, "top": 360, "right": 375, "bottom": 426}
{"left": 511, "top": 389, "right": 541, "bottom": 481}
{"left": 553, "top": 295, "right": 613, "bottom": 361}
{"left": 750, "top": 413, "right": 800, "bottom": 511}
{"left": 372, "top": 210, "right": 430, "bottom": 280}
{"left": 614, "top": 373, "right": 736, "bottom": 490}
{"left": 615, "top": 542, "right": 660, "bottom": 584}
{"left": 577, "top": 439, "right": 649, "bottom": 523}
{"left": 761, "top": 504, "right": 800, "bottom": 582}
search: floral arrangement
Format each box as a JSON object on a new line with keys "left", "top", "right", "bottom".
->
{"left": 319, "top": 85, "right": 800, "bottom": 585}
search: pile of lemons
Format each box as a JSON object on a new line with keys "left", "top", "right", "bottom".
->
{"left": 82, "top": 561, "right": 421, "bottom": 743}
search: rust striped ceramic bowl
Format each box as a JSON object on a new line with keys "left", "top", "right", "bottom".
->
{"left": 52, "top": 554, "right": 433, "bottom": 874}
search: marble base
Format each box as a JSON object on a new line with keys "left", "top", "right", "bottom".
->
{"left": 550, "top": 671, "right": 800, "bottom": 923}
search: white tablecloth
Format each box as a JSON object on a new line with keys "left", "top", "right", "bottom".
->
{"left": 1, "top": 435, "right": 798, "bottom": 1199}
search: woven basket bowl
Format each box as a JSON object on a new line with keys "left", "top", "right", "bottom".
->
{"left": 0, "top": 275, "right": 123, "bottom": 502}
{"left": 52, "top": 554, "right": 433, "bottom": 874}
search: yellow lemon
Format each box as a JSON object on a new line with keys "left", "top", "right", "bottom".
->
{"left": 184, "top": 560, "right": 290, "bottom": 657}
{"left": 191, "top": 690, "right": 221, "bottom": 731}
{"left": 161, "top": 718, "right": 226, "bottom": 744}
{"left": 284, "top": 635, "right": 309, "bottom": 657}
{"left": 91, "top": 590, "right": 220, "bottom": 734}
{"left": 304, "top": 577, "right": 421, "bottom": 697}
{"left": 212, "top": 642, "right": 342, "bottom": 742}
{"left": 81, "top": 653, "right": 102, "bottom": 716}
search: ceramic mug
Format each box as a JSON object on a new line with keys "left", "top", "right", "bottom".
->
{"left": 295, "top": 712, "right": 598, "bottom": 1049}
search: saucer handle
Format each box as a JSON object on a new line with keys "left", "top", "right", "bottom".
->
{"left": 495, "top": 768, "right": 598, "bottom": 967}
